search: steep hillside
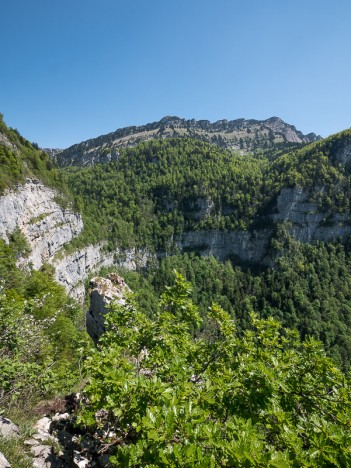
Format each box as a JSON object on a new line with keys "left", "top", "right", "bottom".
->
{"left": 55, "top": 115, "right": 320, "bottom": 166}
{"left": 62, "top": 129, "right": 351, "bottom": 261}
{"left": 0, "top": 116, "right": 151, "bottom": 300}
{"left": 0, "top": 113, "right": 67, "bottom": 194}
{"left": 1, "top": 116, "right": 351, "bottom": 467}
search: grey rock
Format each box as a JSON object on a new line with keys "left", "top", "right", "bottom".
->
{"left": 87, "top": 273, "right": 131, "bottom": 341}
{"left": 273, "top": 187, "right": 351, "bottom": 243}
{"left": 34, "top": 417, "right": 52, "bottom": 433}
{"left": 31, "top": 445, "right": 52, "bottom": 458}
{"left": 177, "top": 228, "right": 272, "bottom": 266}
{"left": 0, "top": 180, "right": 83, "bottom": 270}
{"left": 54, "top": 243, "right": 151, "bottom": 302}
{"left": 73, "top": 451, "right": 89, "bottom": 468}
{"left": 51, "top": 413, "right": 70, "bottom": 422}
{"left": 0, "top": 416, "right": 19, "bottom": 438}
{"left": 24, "top": 439, "right": 40, "bottom": 446}
{"left": 33, "top": 432, "right": 56, "bottom": 443}
{"left": 335, "top": 143, "right": 351, "bottom": 166}
{"left": 0, "top": 452, "right": 11, "bottom": 468}
{"left": 31, "top": 445, "right": 66, "bottom": 468}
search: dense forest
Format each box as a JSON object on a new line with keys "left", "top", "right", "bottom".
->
{"left": 1, "top": 115, "right": 351, "bottom": 466}
{"left": 62, "top": 131, "right": 351, "bottom": 252}
{"left": 118, "top": 229, "right": 351, "bottom": 371}
{"left": 79, "top": 275, "right": 351, "bottom": 466}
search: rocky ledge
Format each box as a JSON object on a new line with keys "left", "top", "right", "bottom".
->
{"left": 0, "top": 398, "right": 114, "bottom": 467}
{"left": 0, "top": 179, "right": 83, "bottom": 270}
{"left": 86, "top": 273, "right": 131, "bottom": 342}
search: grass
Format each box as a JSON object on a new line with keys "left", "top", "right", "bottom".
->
{"left": 0, "top": 435, "right": 33, "bottom": 468}
{"left": 0, "top": 405, "right": 45, "bottom": 468}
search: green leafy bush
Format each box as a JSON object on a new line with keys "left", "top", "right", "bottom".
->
{"left": 0, "top": 239, "right": 88, "bottom": 408}
{"left": 78, "top": 274, "right": 351, "bottom": 466}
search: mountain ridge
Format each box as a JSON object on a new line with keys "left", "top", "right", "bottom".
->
{"left": 55, "top": 115, "right": 321, "bottom": 167}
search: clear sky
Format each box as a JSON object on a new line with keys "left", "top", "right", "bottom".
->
{"left": 1, "top": 0, "right": 351, "bottom": 148}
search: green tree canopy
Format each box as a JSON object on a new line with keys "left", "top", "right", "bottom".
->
{"left": 78, "top": 274, "right": 351, "bottom": 467}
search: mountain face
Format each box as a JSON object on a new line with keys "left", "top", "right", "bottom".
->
{"left": 0, "top": 113, "right": 347, "bottom": 304}
{"left": 0, "top": 118, "right": 151, "bottom": 301}
{"left": 55, "top": 116, "right": 321, "bottom": 167}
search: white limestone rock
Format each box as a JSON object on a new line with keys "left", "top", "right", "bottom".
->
{"left": 0, "top": 452, "right": 11, "bottom": 468}
{"left": 0, "top": 416, "right": 19, "bottom": 438}
{"left": 0, "top": 179, "right": 83, "bottom": 269}
{"left": 87, "top": 273, "right": 131, "bottom": 341}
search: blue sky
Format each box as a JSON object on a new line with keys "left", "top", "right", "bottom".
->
{"left": 1, "top": 0, "right": 351, "bottom": 148}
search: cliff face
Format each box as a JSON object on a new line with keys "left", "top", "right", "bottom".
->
{"left": 272, "top": 187, "right": 351, "bottom": 242}
{"left": 0, "top": 179, "right": 151, "bottom": 301}
{"left": 0, "top": 179, "right": 83, "bottom": 269}
{"left": 1, "top": 180, "right": 350, "bottom": 302}
{"left": 2, "top": 175, "right": 351, "bottom": 302}
{"left": 177, "top": 229, "right": 272, "bottom": 266}
{"left": 176, "top": 187, "right": 351, "bottom": 265}
{"left": 54, "top": 244, "right": 150, "bottom": 300}
{"left": 55, "top": 116, "right": 320, "bottom": 167}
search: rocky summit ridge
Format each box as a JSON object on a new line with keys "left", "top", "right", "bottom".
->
{"left": 54, "top": 115, "right": 321, "bottom": 167}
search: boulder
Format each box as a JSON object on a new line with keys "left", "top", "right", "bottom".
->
{"left": 0, "top": 452, "right": 11, "bottom": 468}
{"left": 0, "top": 417, "right": 19, "bottom": 438}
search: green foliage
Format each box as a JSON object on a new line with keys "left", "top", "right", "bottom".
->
{"left": 62, "top": 130, "right": 351, "bottom": 254}
{"left": 0, "top": 288, "right": 56, "bottom": 404}
{"left": 78, "top": 275, "right": 351, "bottom": 467}
{"left": 0, "top": 238, "right": 88, "bottom": 408}
{"left": 9, "top": 226, "right": 31, "bottom": 258}
{"left": 62, "top": 138, "right": 269, "bottom": 250}
{"left": 0, "top": 116, "right": 72, "bottom": 202}
{"left": 118, "top": 231, "right": 351, "bottom": 372}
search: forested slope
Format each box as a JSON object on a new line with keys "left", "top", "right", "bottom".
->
{"left": 56, "top": 115, "right": 320, "bottom": 166}
{"left": 63, "top": 129, "right": 351, "bottom": 251}
{"left": 1, "top": 115, "right": 351, "bottom": 466}
{"left": 0, "top": 114, "right": 69, "bottom": 196}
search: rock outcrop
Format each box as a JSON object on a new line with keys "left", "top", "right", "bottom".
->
{"left": 177, "top": 228, "right": 272, "bottom": 266}
{"left": 25, "top": 399, "right": 115, "bottom": 467}
{"left": 0, "top": 179, "right": 83, "bottom": 269}
{"left": 272, "top": 187, "right": 351, "bottom": 242}
{"left": 176, "top": 187, "right": 351, "bottom": 265}
{"left": 53, "top": 244, "right": 149, "bottom": 301}
{"left": 0, "top": 416, "right": 19, "bottom": 468}
{"left": 335, "top": 142, "right": 351, "bottom": 166}
{"left": 0, "top": 416, "right": 19, "bottom": 439}
{"left": 0, "top": 179, "right": 152, "bottom": 301}
{"left": 86, "top": 273, "right": 131, "bottom": 342}
{"left": 0, "top": 452, "right": 11, "bottom": 468}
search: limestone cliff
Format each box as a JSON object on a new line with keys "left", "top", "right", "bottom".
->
{"left": 272, "top": 187, "right": 351, "bottom": 242}
{"left": 176, "top": 187, "right": 351, "bottom": 265}
{"left": 0, "top": 179, "right": 151, "bottom": 301}
{"left": 0, "top": 179, "right": 83, "bottom": 269}
{"left": 1, "top": 179, "right": 351, "bottom": 303}
{"left": 54, "top": 244, "right": 150, "bottom": 300}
